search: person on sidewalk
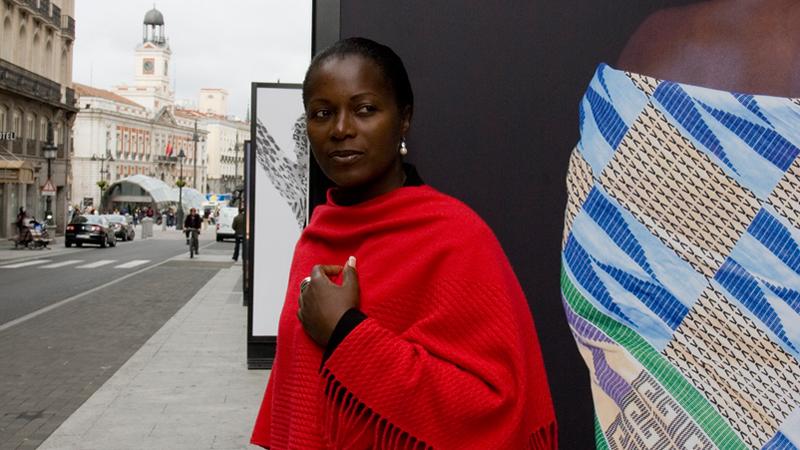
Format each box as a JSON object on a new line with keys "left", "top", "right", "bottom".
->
{"left": 231, "top": 208, "right": 244, "bottom": 262}
{"left": 251, "top": 37, "right": 556, "bottom": 449}
{"left": 183, "top": 208, "right": 202, "bottom": 252}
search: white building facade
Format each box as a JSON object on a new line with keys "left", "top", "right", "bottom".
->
{"left": 198, "top": 88, "right": 227, "bottom": 116}
{"left": 0, "top": 0, "right": 78, "bottom": 238}
{"left": 70, "top": 7, "right": 208, "bottom": 211}
{"left": 178, "top": 110, "right": 247, "bottom": 194}
{"left": 71, "top": 85, "right": 207, "bottom": 210}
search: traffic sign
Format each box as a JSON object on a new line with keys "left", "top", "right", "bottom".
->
{"left": 41, "top": 179, "right": 56, "bottom": 197}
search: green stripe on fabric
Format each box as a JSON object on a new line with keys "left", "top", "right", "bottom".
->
{"left": 594, "top": 414, "right": 609, "bottom": 450}
{"left": 561, "top": 267, "right": 746, "bottom": 450}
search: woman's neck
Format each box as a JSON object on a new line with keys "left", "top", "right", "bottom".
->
{"left": 332, "top": 161, "right": 406, "bottom": 206}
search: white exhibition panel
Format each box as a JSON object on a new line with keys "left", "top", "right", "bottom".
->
{"left": 252, "top": 86, "right": 305, "bottom": 337}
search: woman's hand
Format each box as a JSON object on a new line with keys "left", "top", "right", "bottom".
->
{"left": 298, "top": 256, "right": 359, "bottom": 347}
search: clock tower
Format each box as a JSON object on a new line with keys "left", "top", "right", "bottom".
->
{"left": 114, "top": 6, "right": 174, "bottom": 111}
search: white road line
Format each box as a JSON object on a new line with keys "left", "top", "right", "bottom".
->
{"left": 40, "top": 260, "right": 84, "bottom": 269}
{"left": 76, "top": 260, "right": 117, "bottom": 269}
{"left": 0, "top": 240, "right": 217, "bottom": 333}
{"left": 0, "top": 259, "right": 52, "bottom": 269}
{"left": 114, "top": 260, "right": 150, "bottom": 269}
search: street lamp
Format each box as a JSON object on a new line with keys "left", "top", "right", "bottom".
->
{"left": 176, "top": 149, "right": 186, "bottom": 230}
{"left": 42, "top": 122, "right": 58, "bottom": 224}
{"left": 233, "top": 131, "right": 240, "bottom": 191}
{"left": 192, "top": 120, "right": 199, "bottom": 190}
{"left": 91, "top": 131, "right": 114, "bottom": 212}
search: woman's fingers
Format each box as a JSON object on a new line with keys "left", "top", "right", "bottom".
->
{"left": 341, "top": 258, "right": 359, "bottom": 291}
{"left": 312, "top": 264, "right": 344, "bottom": 278}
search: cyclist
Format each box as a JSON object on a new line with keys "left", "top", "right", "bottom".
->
{"left": 184, "top": 208, "right": 203, "bottom": 255}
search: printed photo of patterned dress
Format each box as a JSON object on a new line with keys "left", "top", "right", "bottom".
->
{"left": 561, "top": 63, "right": 800, "bottom": 449}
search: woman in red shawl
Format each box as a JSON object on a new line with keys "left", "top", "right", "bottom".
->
{"left": 251, "top": 37, "right": 556, "bottom": 449}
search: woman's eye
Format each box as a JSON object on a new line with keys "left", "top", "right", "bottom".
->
{"left": 356, "top": 105, "right": 376, "bottom": 115}
{"left": 312, "top": 109, "right": 330, "bottom": 119}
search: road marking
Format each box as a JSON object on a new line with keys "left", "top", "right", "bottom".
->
{"left": 40, "top": 260, "right": 84, "bottom": 269}
{"left": 114, "top": 260, "right": 150, "bottom": 269}
{"left": 0, "top": 240, "right": 217, "bottom": 333}
{"left": 0, "top": 259, "right": 52, "bottom": 269}
{"left": 76, "top": 260, "right": 117, "bottom": 269}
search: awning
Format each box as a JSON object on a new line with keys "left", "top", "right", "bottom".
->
{"left": 0, "top": 160, "right": 34, "bottom": 184}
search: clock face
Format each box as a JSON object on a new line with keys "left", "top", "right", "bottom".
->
{"left": 143, "top": 58, "right": 155, "bottom": 75}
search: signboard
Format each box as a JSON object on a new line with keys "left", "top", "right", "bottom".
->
{"left": 41, "top": 179, "right": 56, "bottom": 197}
{"left": 246, "top": 83, "right": 307, "bottom": 368}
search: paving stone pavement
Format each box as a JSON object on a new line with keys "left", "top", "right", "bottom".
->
{"left": 0, "top": 263, "right": 221, "bottom": 450}
{"left": 37, "top": 263, "right": 268, "bottom": 450}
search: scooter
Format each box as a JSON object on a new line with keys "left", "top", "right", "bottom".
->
{"left": 28, "top": 216, "right": 52, "bottom": 249}
{"left": 14, "top": 216, "right": 52, "bottom": 250}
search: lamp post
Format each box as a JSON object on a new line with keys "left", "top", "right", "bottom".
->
{"left": 176, "top": 149, "right": 186, "bottom": 230}
{"left": 91, "top": 131, "right": 114, "bottom": 212}
{"left": 233, "top": 131, "right": 240, "bottom": 190}
{"left": 192, "top": 120, "right": 198, "bottom": 190}
{"left": 42, "top": 122, "right": 57, "bottom": 223}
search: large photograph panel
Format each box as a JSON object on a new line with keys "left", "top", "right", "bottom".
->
{"left": 250, "top": 84, "right": 307, "bottom": 338}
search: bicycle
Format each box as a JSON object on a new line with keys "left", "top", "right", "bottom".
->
{"left": 186, "top": 227, "right": 199, "bottom": 258}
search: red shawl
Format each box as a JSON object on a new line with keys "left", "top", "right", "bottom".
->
{"left": 251, "top": 185, "right": 556, "bottom": 449}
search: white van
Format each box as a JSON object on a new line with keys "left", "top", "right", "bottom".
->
{"left": 215, "top": 207, "right": 239, "bottom": 242}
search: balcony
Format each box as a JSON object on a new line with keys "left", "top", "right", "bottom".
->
{"left": 64, "top": 87, "right": 75, "bottom": 107}
{"left": 0, "top": 59, "right": 61, "bottom": 104}
{"left": 37, "top": 0, "right": 49, "bottom": 17}
{"left": 11, "top": 139, "right": 23, "bottom": 155}
{"left": 16, "top": 0, "right": 37, "bottom": 12}
{"left": 26, "top": 139, "right": 39, "bottom": 156}
{"left": 61, "top": 15, "right": 75, "bottom": 40}
{"left": 50, "top": 4, "right": 60, "bottom": 28}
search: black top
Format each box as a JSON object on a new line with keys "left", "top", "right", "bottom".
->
{"left": 184, "top": 214, "right": 202, "bottom": 229}
{"left": 321, "top": 163, "right": 424, "bottom": 368}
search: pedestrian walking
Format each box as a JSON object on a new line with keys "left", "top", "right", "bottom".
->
{"left": 231, "top": 208, "right": 244, "bottom": 262}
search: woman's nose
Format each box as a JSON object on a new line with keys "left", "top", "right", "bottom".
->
{"left": 331, "top": 112, "right": 355, "bottom": 140}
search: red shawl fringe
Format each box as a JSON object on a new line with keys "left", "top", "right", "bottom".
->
{"left": 322, "top": 367, "right": 557, "bottom": 450}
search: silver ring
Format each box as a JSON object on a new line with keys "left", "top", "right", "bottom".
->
{"left": 300, "top": 276, "right": 312, "bottom": 292}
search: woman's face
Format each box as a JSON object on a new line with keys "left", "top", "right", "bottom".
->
{"left": 305, "top": 55, "right": 410, "bottom": 196}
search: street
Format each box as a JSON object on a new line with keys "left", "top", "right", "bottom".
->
{"left": 0, "top": 227, "right": 239, "bottom": 449}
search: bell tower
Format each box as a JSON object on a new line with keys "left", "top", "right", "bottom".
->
{"left": 115, "top": 5, "right": 174, "bottom": 110}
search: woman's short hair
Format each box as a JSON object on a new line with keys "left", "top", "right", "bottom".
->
{"left": 302, "top": 37, "right": 414, "bottom": 115}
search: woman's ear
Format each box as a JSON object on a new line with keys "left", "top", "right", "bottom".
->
{"left": 400, "top": 105, "right": 412, "bottom": 135}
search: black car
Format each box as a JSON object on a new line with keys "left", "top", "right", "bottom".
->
{"left": 103, "top": 214, "right": 135, "bottom": 241}
{"left": 65, "top": 215, "right": 117, "bottom": 248}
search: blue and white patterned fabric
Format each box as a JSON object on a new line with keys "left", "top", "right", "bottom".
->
{"left": 562, "top": 63, "right": 800, "bottom": 449}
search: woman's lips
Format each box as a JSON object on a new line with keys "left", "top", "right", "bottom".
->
{"left": 328, "top": 150, "right": 364, "bottom": 164}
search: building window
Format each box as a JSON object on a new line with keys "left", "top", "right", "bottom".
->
{"left": 16, "top": 26, "right": 27, "bottom": 68}
{"left": 13, "top": 110, "right": 22, "bottom": 135}
{"left": 1, "top": 18, "right": 12, "bottom": 61}
{"left": 40, "top": 118, "right": 47, "bottom": 142}
{"left": 0, "top": 106, "right": 7, "bottom": 131}
{"left": 26, "top": 115, "right": 34, "bottom": 140}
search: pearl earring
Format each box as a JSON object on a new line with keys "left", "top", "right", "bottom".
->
{"left": 400, "top": 139, "right": 408, "bottom": 156}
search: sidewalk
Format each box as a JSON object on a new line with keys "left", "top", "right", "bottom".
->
{"left": 38, "top": 261, "right": 268, "bottom": 450}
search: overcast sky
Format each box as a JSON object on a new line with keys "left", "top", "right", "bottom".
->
{"left": 72, "top": 0, "right": 312, "bottom": 119}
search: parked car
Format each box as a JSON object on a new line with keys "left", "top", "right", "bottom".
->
{"left": 65, "top": 215, "right": 117, "bottom": 248}
{"left": 103, "top": 214, "right": 135, "bottom": 241}
{"left": 215, "top": 207, "right": 238, "bottom": 242}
